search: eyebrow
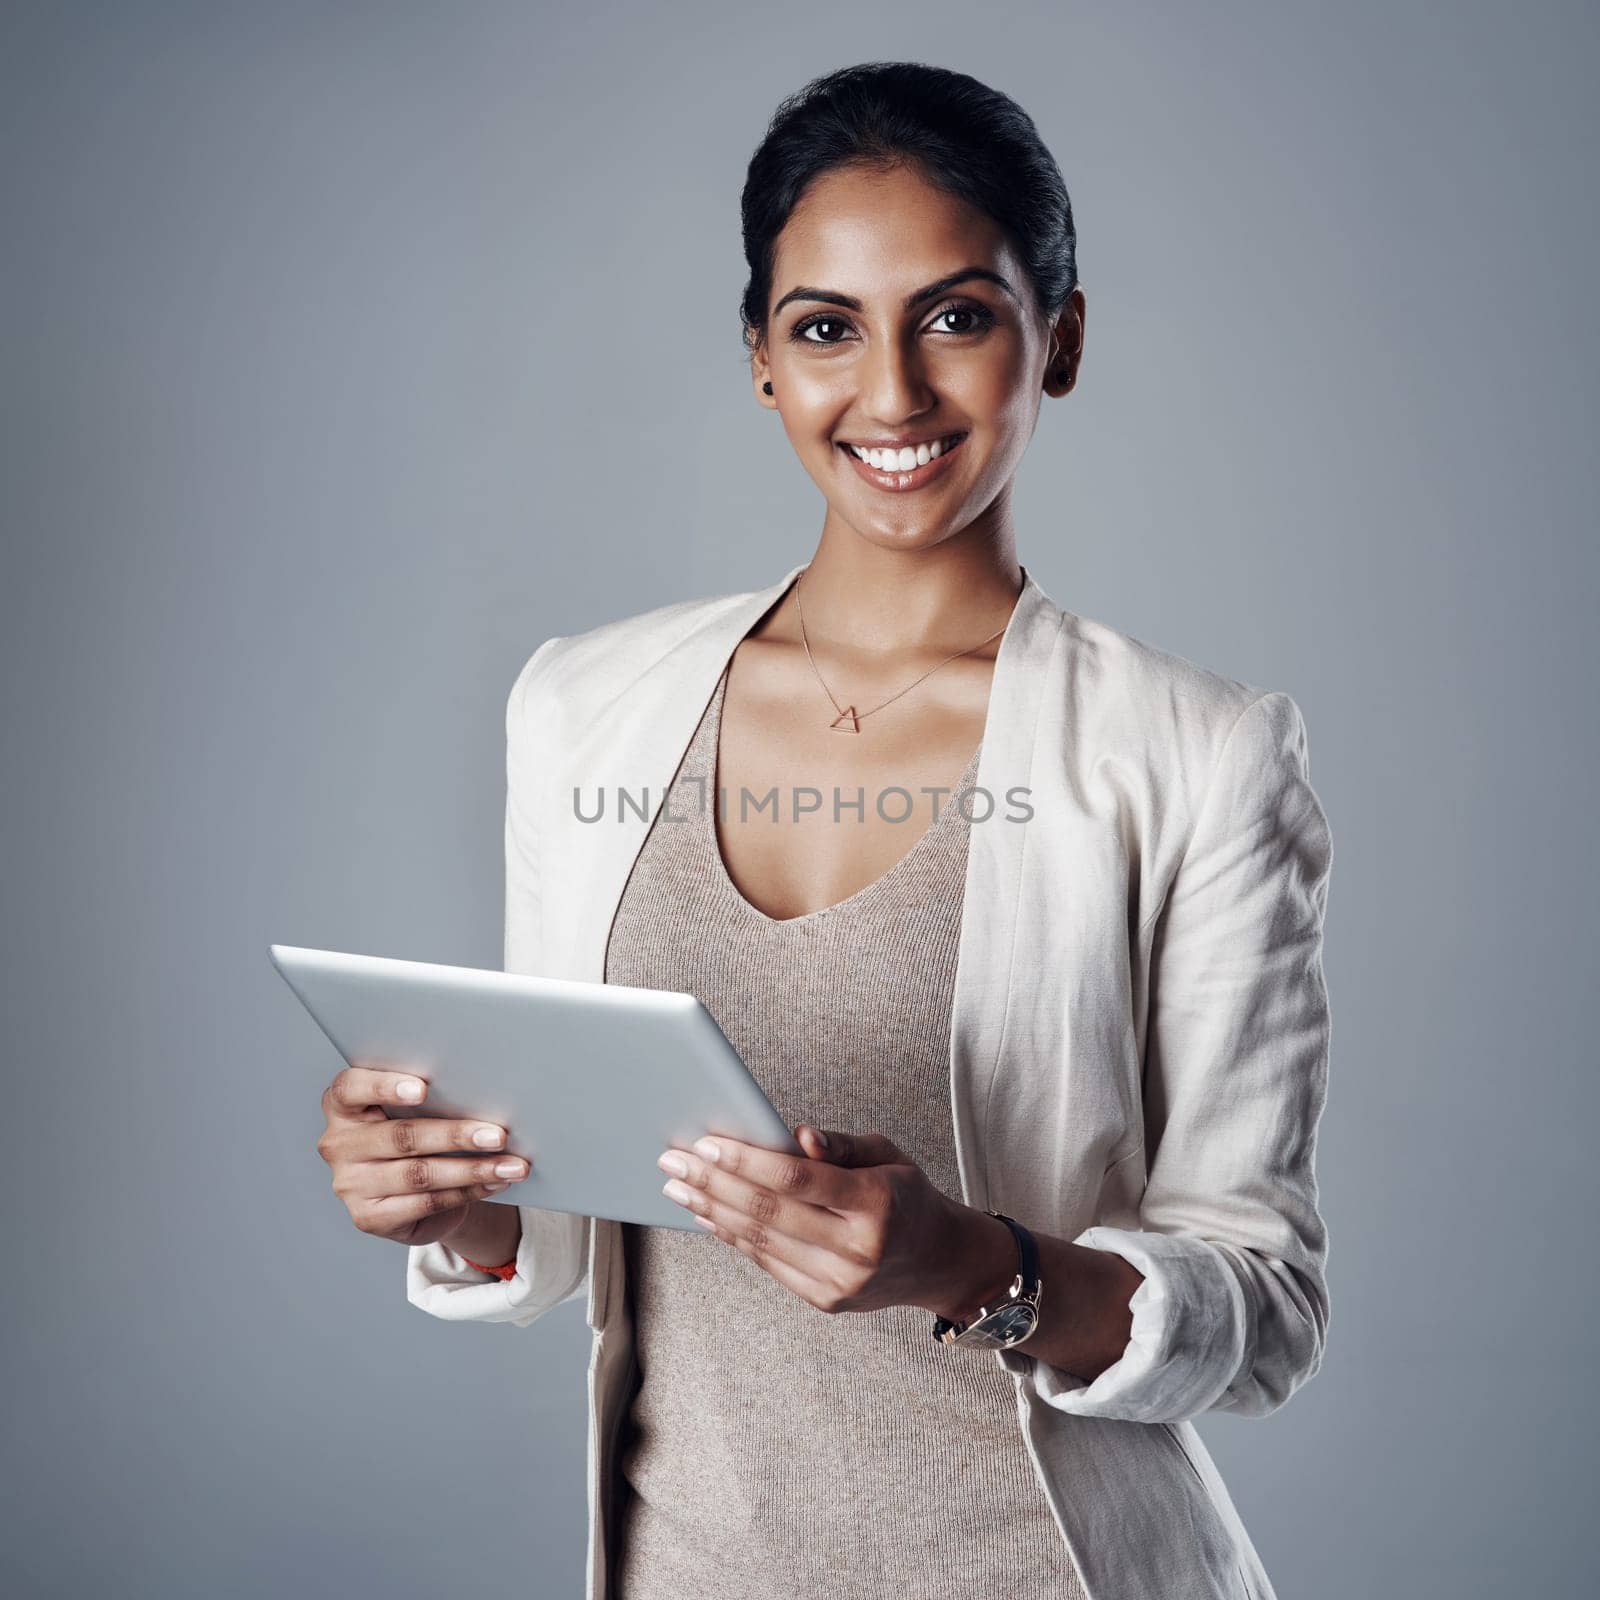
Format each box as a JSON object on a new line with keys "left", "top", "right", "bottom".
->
{"left": 771, "top": 266, "right": 1020, "bottom": 319}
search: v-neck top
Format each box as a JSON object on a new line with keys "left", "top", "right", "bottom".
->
{"left": 601, "top": 666, "right": 1084, "bottom": 1598}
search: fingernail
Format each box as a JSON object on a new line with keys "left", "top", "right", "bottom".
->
{"left": 397, "top": 1078, "right": 424, "bottom": 1101}
{"left": 813, "top": 1129, "right": 830, "bottom": 1151}
{"left": 472, "top": 1126, "right": 504, "bottom": 1148}
{"left": 494, "top": 1159, "right": 526, "bottom": 1178}
{"left": 693, "top": 1139, "right": 720, "bottom": 1163}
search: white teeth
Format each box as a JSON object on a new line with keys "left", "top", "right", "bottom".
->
{"left": 848, "top": 434, "right": 958, "bottom": 469}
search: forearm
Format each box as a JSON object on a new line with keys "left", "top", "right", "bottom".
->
{"left": 918, "top": 1205, "right": 1144, "bottom": 1384}
{"left": 441, "top": 1199, "right": 522, "bottom": 1272}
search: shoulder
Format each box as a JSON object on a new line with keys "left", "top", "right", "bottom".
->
{"left": 503, "top": 575, "right": 772, "bottom": 739}
{"left": 1046, "top": 601, "right": 1320, "bottom": 840}
{"left": 1057, "top": 601, "right": 1291, "bottom": 737}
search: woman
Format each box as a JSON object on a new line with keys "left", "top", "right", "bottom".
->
{"left": 318, "top": 62, "right": 1333, "bottom": 1600}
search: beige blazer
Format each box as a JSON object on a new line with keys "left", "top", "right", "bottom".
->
{"left": 407, "top": 560, "right": 1335, "bottom": 1600}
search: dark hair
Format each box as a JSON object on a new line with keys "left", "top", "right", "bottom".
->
{"left": 738, "top": 62, "right": 1077, "bottom": 355}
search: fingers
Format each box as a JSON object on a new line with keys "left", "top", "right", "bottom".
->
{"left": 319, "top": 1071, "right": 513, "bottom": 1160}
{"left": 322, "top": 1065, "right": 431, "bottom": 1121}
{"left": 332, "top": 1123, "right": 532, "bottom": 1236}
{"left": 339, "top": 1149, "right": 530, "bottom": 1201}
{"left": 672, "top": 1164, "right": 874, "bottom": 1312}
{"left": 322, "top": 1102, "right": 531, "bottom": 1195}
{"left": 339, "top": 1107, "right": 516, "bottom": 1162}
{"left": 659, "top": 1145, "right": 857, "bottom": 1251}
{"left": 803, "top": 1127, "right": 906, "bottom": 1169}
{"left": 317, "top": 1064, "right": 536, "bottom": 1240}
{"left": 676, "top": 1134, "right": 860, "bottom": 1213}
{"left": 796, "top": 1125, "right": 832, "bottom": 1159}
{"left": 700, "top": 1213, "right": 845, "bottom": 1308}
{"left": 350, "top": 1181, "right": 514, "bottom": 1237}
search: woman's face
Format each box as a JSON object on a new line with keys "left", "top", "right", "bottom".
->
{"left": 753, "top": 161, "right": 1083, "bottom": 555}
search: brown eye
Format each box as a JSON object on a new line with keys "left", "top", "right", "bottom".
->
{"left": 929, "top": 302, "right": 996, "bottom": 336}
{"left": 795, "top": 316, "right": 850, "bottom": 344}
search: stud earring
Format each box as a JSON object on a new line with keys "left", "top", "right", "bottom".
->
{"left": 1055, "top": 370, "right": 1068, "bottom": 383}
{"left": 762, "top": 381, "right": 773, "bottom": 394}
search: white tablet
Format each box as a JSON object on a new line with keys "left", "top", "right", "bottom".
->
{"left": 270, "top": 943, "right": 801, "bottom": 1231}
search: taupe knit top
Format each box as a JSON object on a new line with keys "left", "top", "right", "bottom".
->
{"left": 602, "top": 666, "right": 1084, "bottom": 1599}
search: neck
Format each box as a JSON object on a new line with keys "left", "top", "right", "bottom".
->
{"left": 791, "top": 516, "right": 1024, "bottom": 660}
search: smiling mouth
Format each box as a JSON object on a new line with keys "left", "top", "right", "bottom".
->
{"left": 836, "top": 431, "right": 969, "bottom": 492}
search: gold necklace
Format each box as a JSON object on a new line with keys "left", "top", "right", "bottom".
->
{"left": 793, "top": 566, "right": 1010, "bottom": 733}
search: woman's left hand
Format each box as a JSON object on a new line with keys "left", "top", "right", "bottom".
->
{"left": 656, "top": 1124, "right": 1002, "bottom": 1317}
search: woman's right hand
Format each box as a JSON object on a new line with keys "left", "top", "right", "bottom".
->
{"left": 316, "top": 1066, "right": 530, "bottom": 1247}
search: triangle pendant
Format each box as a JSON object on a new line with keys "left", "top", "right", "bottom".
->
{"left": 829, "top": 705, "right": 861, "bottom": 733}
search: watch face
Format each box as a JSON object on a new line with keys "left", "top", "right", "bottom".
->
{"left": 964, "top": 1301, "right": 1039, "bottom": 1348}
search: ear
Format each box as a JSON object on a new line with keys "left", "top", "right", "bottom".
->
{"left": 750, "top": 335, "right": 778, "bottom": 411}
{"left": 1045, "top": 285, "right": 1087, "bottom": 396}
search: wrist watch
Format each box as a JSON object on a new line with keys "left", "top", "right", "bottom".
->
{"left": 931, "top": 1210, "right": 1043, "bottom": 1349}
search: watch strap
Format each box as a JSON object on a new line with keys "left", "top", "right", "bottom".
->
{"left": 991, "top": 1211, "right": 1039, "bottom": 1293}
{"left": 931, "top": 1210, "right": 1040, "bottom": 1342}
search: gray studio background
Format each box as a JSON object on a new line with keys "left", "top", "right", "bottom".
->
{"left": 3, "top": 3, "right": 1594, "bottom": 1596}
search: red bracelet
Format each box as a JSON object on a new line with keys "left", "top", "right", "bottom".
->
{"left": 462, "top": 1253, "right": 517, "bottom": 1281}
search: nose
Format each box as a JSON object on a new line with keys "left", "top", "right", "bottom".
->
{"left": 860, "top": 329, "right": 935, "bottom": 426}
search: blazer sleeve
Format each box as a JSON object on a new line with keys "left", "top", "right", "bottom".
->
{"left": 405, "top": 637, "right": 592, "bottom": 1328}
{"left": 1028, "top": 690, "right": 1334, "bottom": 1423}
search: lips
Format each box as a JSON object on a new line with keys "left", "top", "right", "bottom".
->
{"left": 836, "top": 431, "right": 969, "bottom": 493}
